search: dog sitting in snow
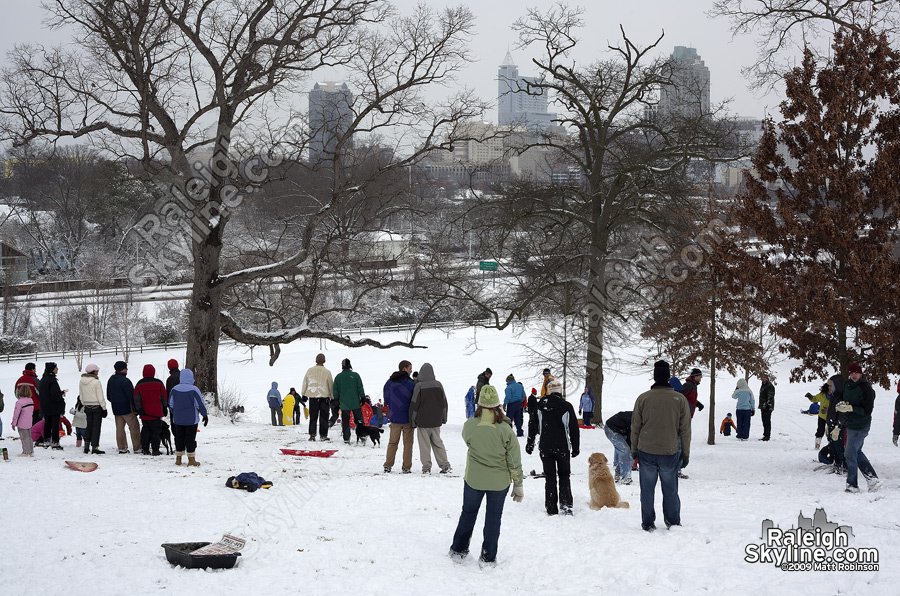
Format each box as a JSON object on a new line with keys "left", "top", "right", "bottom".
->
{"left": 355, "top": 424, "right": 383, "bottom": 447}
{"left": 588, "top": 452, "right": 629, "bottom": 510}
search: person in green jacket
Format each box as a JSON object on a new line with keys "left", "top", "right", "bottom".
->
{"left": 449, "top": 384, "right": 524, "bottom": 566}
{"left": 333, "top": 358, "right": 366, "bottom": 445}
{"left": 836, "top": 362, "right": 881, "bottom": 493}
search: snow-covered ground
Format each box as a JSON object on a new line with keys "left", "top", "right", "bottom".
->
{"left": 1, "top": 325, "right": 897, "bottom": 595}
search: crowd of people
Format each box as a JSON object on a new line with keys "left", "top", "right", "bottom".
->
{"left": 7, "top": 359, "right": 208, "bottom": 466}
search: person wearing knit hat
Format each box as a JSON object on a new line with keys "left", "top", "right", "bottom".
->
{"left": 38, "top": 362, "right": 66, "bottom": 450}
{"left": 302, "top": 354, "right": 334, "bottom": 441}
{"left": 838, "top": 362, "right": 881, "bottom": 493}
{"left": 165, "top": 360, "right": 181, "bottom": 415}
{"left": 503, "top": 374, "right": 526, "bottom": 437}
{"left": 526, "top": 374, "right": 579, "bottom": 515}
{"left": 631, "top": 360, "right": 691, "bottom": 532}
{"left": 79, "top": 363, "right": 107, "bottom": 454}
{"left": 450, "top": 383, "right": 524, "bottom": 564}
{"left": 107, "top": 361, "right": 140, "bottom": 453}
{"left": 680, "top": 368, "right": 704, "bottom": 421}
{"left": 540, "top": 368, "right": 555, "bottom": 397}
{"left": 134, "top": 364, "right": 168, "bottom": 455}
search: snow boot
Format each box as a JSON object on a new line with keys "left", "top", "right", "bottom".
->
{"left": 187, "top": 453, "right": 200, "bottom": 467}
{"left": 614, "top": 469, "right": 621, "bottom": 483}
{"left": 309, "top": 435, "right": 316, "bottom": 442}
{"left": 175, "top": 452, "right": 183, "bottom": 466}
{"left": 866, "top": 477, "right": 883, "bottom": 492}
{"left": 845, "top": 484, "right": 859, "bottom": 494}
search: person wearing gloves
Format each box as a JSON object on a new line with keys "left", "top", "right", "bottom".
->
{"left": 333, "top": 358, "right": 366, "bottom": 445}
{"left": 758, "top": 373, "right": 775, "bottom": 441}
{"left": 731, "top": 379, "right": 756, "bottom": 441}
{"left": 805, "top": 383, "right": 831, "bottom": 449}
{"left": 526, "top": 378, "right": 580, "bottom": 516}
{"left": 107, "top": 361, "right": 140, "bottom": 454}
{"left": 38, "top": 362, "right": 66, "bottom": 450}
{"left": 837, "top": 363, "right": 881, "bottom": 493}
{"left": 133, "top": 364, "right": 168, "bottom": 455}
{"left": 449, "top": 384, "right": 523, "bottom": 566}
{"left": 168, "top": 368, "right": 209, "bottom": 467}
{"left": 79, "top": 363, "right": 108, "bottom": 454}
{"left": 631, "top": 360, "right": 691, "bottom": 532}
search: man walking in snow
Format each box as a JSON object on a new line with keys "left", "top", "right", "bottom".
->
{"left": 409, "top": 362, "right": 451, "bottom": 474}
{"left": 632, "top": 360, "right": 691, "bottom": 531}
{"left": 302, "top": 353, "right": 334, "bottom": 441}
{"left": 333, "top": 358, "right": 365, "bottom": 444}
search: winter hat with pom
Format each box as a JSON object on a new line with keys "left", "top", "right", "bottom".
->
{"left": 478, "top": 385, "right": 501, "bottom": 408}
{"left": 506, "top": 374, "right": 515, "bottom": 383}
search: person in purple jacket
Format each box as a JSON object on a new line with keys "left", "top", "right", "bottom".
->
{"left": 382, "top": 360, "right": 416, "bottom": 474}
{"left": 168, "top": 369, "right": 208, "bottom": 467}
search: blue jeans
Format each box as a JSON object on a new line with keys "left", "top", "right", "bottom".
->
{"left": 604, "top": 426, "right": 631, "bottom": 481}
{"left": 506, "top": 402, "right": 524, "bottom": 436}
{"left": 638, "top": 451, "right": 681, "bottom": 529}
{"left": 845, "top": 424, "right": 877, "bottom": 488}
{"left": 736, "top": 409, "right": 751, "bottom": 439}
{"left": 450, "top": 481, "right": 509, "bottom": 562}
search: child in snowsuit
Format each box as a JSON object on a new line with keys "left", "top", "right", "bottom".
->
{"left": 805, "top": 383, "right": 831, "bottom": 449}
{"left": 526, "top": 379, "right": 580, "bottom": 515}
{"left": 70, "top": 397, "right": 87, "bottom": 449}
{"left": 720, "top": 413, "right": 737, "bottom": 437}
{"left": 11, "top": 386, "right": 35, "bottom": 456}
{"left": 579, "top": 386, "right": 595, "bottom": 427}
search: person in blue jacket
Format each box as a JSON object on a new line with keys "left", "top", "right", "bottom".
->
{"left": 267, "top": 381, "right": 283, "bottom": 426}
{"left": 731, "top": 379, "right": 756, "bottom": 441}
{"left": 168, "top": 369, "right": 208, "bottom": 467}
{"left": 579, "top": 386, "right": 595, "bottom": 426}
{"left": 382, "top": 360, "right": 416, "bottom": 473}
{"left": 464, "top": 386, "right": 476, "bottom": 419}
{"left": 503, "top": 375, "right": 526, "bottom": 437}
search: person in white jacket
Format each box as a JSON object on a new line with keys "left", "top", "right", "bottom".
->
{"left": 79, "top": 363, "right": 108, "bottom": 454}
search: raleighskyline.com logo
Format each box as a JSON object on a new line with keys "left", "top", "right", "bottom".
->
{"left": 745, "top": 508, "right": 878, "bottom": 571}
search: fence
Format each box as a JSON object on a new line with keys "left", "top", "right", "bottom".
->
{"left": 0, "top": 319, "right": 495, "bottom": 364}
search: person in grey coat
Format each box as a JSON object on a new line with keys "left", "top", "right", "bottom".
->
{"left": 409, "top": 363, "right": 451, "bottom": 474}
{"left": 267, "top": 382, "right": 283, "bottom": 426}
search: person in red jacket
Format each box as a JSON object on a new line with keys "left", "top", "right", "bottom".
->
{"left": 680, "top": 369, "right": 705, "bottom": 419}
{"left": 15, "top": 362, "right": 41, "bottom": 425}
{"left": 134, "top": 364, "right": 168, "bottom": 455}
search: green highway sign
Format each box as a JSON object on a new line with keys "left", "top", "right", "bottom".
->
{"left": 479, "top": 261, "right": 498, "bottom": 271}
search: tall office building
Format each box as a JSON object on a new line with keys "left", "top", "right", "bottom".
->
{"left": 659, "top": 46, "right": 710, "bottom": 119}
{"left": 308, "top": 81, "right": 354, "bottom": 162}
{"left": 497, "top": 52, "right": 556, "bottom": 131}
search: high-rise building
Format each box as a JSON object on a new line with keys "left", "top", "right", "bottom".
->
{"left": 659, "top": 46, "right": 710, "bottom": 119}
{"left": 497, "top": 52, "right": 556, "bottom": 131}
{"left": 308, "top": 81, "right": 354, "bottom": 162}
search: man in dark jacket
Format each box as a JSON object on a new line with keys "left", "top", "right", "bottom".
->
{"left": 526, "top": 379, "right": 580, "bottom": 516}
{"left": 680, "top": 369, "right": 704, "bottom": 418}
{"left": 604, "top": 411, "right": 633, "bottom": 484}
{"left": 382, "top": 360, "right": 416, "bottom": 473}
{"left": 39, "top": 362, "right": 66, "bottom": 449}
{"left": 107, "top": 361, "right": 140, "bottom": 454}
{"left": 475, "top": 368, "right": 492, "bottom": 402}
{"left": 759, "top": 374, "right": 775, "bottom": 441}
{"left": 134, "top": 364, "right": 168, "bottom": 455}
{"left": 409, "top": 363, "right": 450, "bottom": 474}
{"left": 165, "top": 359, "right": 180, "bottom": 425}
{"left": 15, "top": 362, "right": 40, "bottom": 425}
{"left": 837, "top": 363, "right": 881, "bottom": 493}
{"left": 333, "top": 359, "right": 365, "bottom": 444}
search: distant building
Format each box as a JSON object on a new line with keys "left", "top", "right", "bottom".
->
{"left": 497, "top": 52, "right": 556, "bottom": 131}
{"left": 309, "top": 82, "right": 354, "bottom": 163}
{"left": 659, "top": 46, "right": 710, "bottom": 120}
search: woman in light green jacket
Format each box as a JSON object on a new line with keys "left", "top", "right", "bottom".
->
{"left": 449, "top": 385, "right": 524, "bottom": 565}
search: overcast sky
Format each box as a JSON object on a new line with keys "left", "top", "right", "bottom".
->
{"left": 0, "top": 1, "right": 797, "bottom": 122}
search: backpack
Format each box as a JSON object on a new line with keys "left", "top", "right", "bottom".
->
{"left": 669, "top": 376, "right": 683, "bottom": 393}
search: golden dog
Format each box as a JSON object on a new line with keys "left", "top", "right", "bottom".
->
{"left": 588, "top": 452, "right": 629, "bottom": 510}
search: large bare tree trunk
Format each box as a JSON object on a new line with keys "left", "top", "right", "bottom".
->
{"left": 186, "top": 225, "right": 224, "bottom": 403}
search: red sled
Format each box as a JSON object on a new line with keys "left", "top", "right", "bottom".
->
{"left": 349, "top": 403, "right": 375, "bottom": 429}
{"left": 578, "top": 425, "right": 597, "bottom": 429}
{"left": 279, "top": 449, "right": 338, "bottom": 458}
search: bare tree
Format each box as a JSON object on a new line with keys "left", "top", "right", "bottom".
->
{"left": 0, "top": 1, "right": 487, "bottom": 398}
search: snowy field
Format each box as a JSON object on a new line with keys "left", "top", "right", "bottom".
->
{"left": 1, "top": 325, "right": 897, "bottom": 595}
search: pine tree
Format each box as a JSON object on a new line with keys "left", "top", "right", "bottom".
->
{"left": 730, "top": 28, "right": 900, "bottom": 386}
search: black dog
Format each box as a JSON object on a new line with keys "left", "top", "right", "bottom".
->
{"left": 355, "top": 424, "right": 384, "bottom": 447}
{"left": 159, "top": 421, "right": 174, "bottom": 455}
